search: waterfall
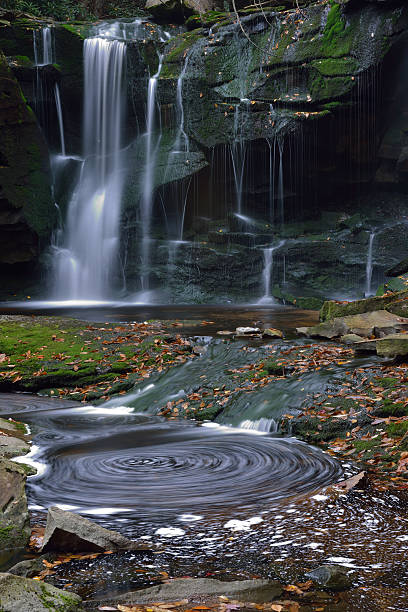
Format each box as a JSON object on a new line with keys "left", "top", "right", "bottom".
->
{"left": 140, "top": 56, "right": 163, "bottom": 292}
{"left": 33, "top": 27, "right": 54, "bottom": 65}
{"left": 53, "top": 37, "right": 126, "bottom": 300}
{"left": 365, "top": 231, "right": 376, "bottom": 297}
{"left": 239, "top": 418, "right": 277, "bottom": 433}
{"left": 53, "top": 84, "right": 65, "bottom": 156}
{"left": 230, "top": 102, "right": 248, "bottom": 215}
{"left": 258, "top": 241, "right": 284, "bottom": 304}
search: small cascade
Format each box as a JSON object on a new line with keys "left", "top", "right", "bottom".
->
{"left": 33, "top": 27, "right": 54, "bottom": 65}
{"left": 140, "top": 56, "right": 163, "bottom": 292}
{"left": 53, "top": 84, "right": 65, "bottom": 156}
{"left": 365, "top": 231, "right": 376, "bottom": 297}
{"left": 53, "top": 37, "right": 127, "bottom": 299}
{"left": 239, "top": 418, "right": 278, "bottom": 433}
{"left": 32, "top": 27, "right": 55, "bottom": 129}
{"left": 258, "top": 241, "right": 284, "bottom": 304}
{"left": 173, "top": 55, "right": 190, "bottom": 154}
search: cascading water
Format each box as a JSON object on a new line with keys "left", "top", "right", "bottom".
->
{"left": 139, "top": 56, "right": 163, "bottom": 293}
{"left": 258, "top": 241, "right": 284, "bottom": 304}
{"left": 53, "top": 37, "right": 126, "bottom": 300}
{"left": 53, "top": 83, "right": 65, "bottom": 156}
{"left": 365, "top": 231, "right": 376, "bottom": 297}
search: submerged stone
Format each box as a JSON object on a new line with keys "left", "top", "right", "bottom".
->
{"left": 102, "top": 577, "right": 283, "bottom": 606}
{"left": 41, "top": 507, "right": 139, "bottom": 553}
{"left": 306, "top": 564, "right": 352, "bottom": 591}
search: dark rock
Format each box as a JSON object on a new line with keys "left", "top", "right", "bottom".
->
{"left": 8, "top": 554, "right": 55, "bottom": 579}
{"left": 41, "top": 507, "right": 139, "bottom": 553}
{"left": 101, "top": 578, "right": 283, "bottom": 606}
{"left": 306, "top": 564, "right": 352, "bottom": 591}
{"left": 387, "top": 258, "right": 408, "bottom": 277}
{"left": 0, "top": 572, "right": 83, "bottom": 611}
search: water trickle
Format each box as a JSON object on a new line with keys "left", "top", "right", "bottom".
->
{"left": 140, "top": 56, "right": 163, "bottom": 292}
{"left": 53, "top": 84, "right": 65, "bottom": 156}
{"left": 53, "top": 37, "right": 127, "bottom": 299}
{"left": 365, "top": 231, "right": 376, "bottom": 297}
{"left": 259, "top": 241, "right": 284, "bottom": 304}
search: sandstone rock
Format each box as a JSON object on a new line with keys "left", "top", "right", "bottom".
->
{"left": 0, "top": 572, "right": 83, "bottom": 611}
{"left": 306, "top": 564, "right": 352, "bottom": 591}
{"left": 41, "top": 506, "right": 138, "bottom": 553}
{"left": 306, "top": 310, "right": 408, "bottom": 339}
{"left": 375, "top": 334, "right": 408, "bottom": 358}
{"left": 0, "top": 435, "right": 30, "bottom": 459}
{"left": 217, "top": 330, "right": 234, "bottom": 335}
{"left": 102, "top": 578, "right": 283, "bottom": 606}
{"left": 320, "top": 291, "right": 408, "bottom": 321}
{"left": 0, "top": 458, "right": 30, "bottom": 549}
{"left": 262, "top": 328, "right": 284, "bottom": 339}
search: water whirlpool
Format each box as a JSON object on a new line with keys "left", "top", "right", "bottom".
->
{"left": 23, "top": 408, "right": 343, "bottom": 521}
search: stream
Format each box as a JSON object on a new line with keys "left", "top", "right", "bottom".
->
{"left": 1, "top": 306, "right": 408, "bottom": 609}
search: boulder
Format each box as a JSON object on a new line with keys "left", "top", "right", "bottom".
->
{"left": 0, "top": 458, "right": 31, "bottom": 549}
{"left": 375, "top": 334, "right": 408, "bottom": 358}
{"left": 306, "top": 564, "right": 352, "bottom": 591}
{"left": 0, "top": 572, "right": 83, "bottom": 611}
{"left": 0, "top": 434, "right": 30, "bottom": 459}
{"left": 320, "top": 291, "right": 408, "bottom": 321}
{"left": 305, "top": 311, "right": 408, "bottom": 339}
{"left": 262, "top": 328, "right": 284, "bottom": 339}
{"left": 8, "top": 555, "right": 55, "bottom": 579}
{"left": 41, "top": 507, "right": 138, "bottom": 553}
{"left": 101, "top": 578, "right": 283, "bottom": 606}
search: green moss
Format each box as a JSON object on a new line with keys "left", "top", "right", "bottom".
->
{"left": 309, "top": 72, "right": 353, "bottom": 101}
{"left": 312, "top": 57, "right": 358, "bottom": 77}
{"left": 321, "top": 4, "right": 348, "bottom": 56}
{"left": 263, "top": 359, "right": 285, "bottom": 375}
{"left": 387, "top": 421, "right": 408, "bottom": 437}
{"left": 353, "top": 439, "right": 379, "bottom": 453}
{"left": 376, "top": 400, "right": 408, "bottom": 417}
{"left": 375, "top": 377, "right": 399, "bottom": 389}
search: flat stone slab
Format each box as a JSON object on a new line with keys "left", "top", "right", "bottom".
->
{"left": 41, "top": 506, "right": 140, "bottom": 553}
{"left": 104, "top": 578, "right": 283, "bottom": 606}
{"left": 0, "top": 572, "right": 83, "bottom": 611}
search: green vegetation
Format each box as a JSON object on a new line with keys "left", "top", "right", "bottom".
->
{"left": 387, "top": 421, "right": 408, "bottom": 437}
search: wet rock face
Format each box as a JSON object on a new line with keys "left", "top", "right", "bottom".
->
{"left": 307, "top": 564, "right": 352, "bottom": 591}
{"left": 0, "top": 48, "right": 53, "bottom": 290}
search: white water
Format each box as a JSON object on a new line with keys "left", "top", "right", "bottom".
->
{"left": 33, "top": 27, "right": 54, "bottom": 66}
{"left": 258, "top": 241, "right": 284, "bottom": 304}
{"left": 239, "top": 418, "right": 277, "bottom": 433}
{"left": 53, "top": 37, "right": 126, "bottom": 299}
{"left": 140, "top": 56, "right": 163, "bottom": 291}
{"left": 53, "top": 84, "right": 65, "bottom": 156}
{"left": 365, "top": 231, "right": 375, "bottom": 297}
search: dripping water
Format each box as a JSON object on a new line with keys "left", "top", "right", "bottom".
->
{"left": 140, "top": 55, "right": 163, "bottom": 293}
{"left": 365, "top": 230, "right": 376, "bottom": 297}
